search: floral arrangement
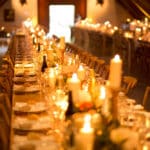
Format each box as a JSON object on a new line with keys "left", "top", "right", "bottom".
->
{"left": 94, "top": 119, "right": 124, "bottom": 150}
{"left": 93, "top": 116, "right": 139, "bottom": 150}
{"left": 79, "top": 101, "right": 94, "bottom": 112}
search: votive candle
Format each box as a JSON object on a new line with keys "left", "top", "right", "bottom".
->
{"left": 75, "top": 114, "right": 94, "bottom": 150}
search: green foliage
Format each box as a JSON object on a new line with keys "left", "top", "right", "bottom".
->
{"left": 93, "top": 117, "right": 125, "bottom": 150}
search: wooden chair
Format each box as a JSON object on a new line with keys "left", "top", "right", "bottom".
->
{"left": 94, "top": 59, "right": 105, "bottom": 74}
{"left": 0, "top": 103, "right": 10, "bottom": 149}
{"left": 0, "top": 64, "right": 14, "bottom": 89}
{"left": 0, "top": 104, "right": 10, "bottom": 127}
{"left": 88, "top": 56, "right": 97, "bottom": 69}
{"left": 121, "top": 76, "right": 138, "bottom": 94}
{"left": 80, "top": 51, "right": 89, "bottom": 63}
{"left": 99, "top": 64, "right": 110, "bottom": 80}
{"left": 135, "top": 41, "right": 150, "bottom": 74}
{"left": 0, "top": 93, "right": 11, "bottom": 117}
{"left": 0, "top": 123, "right": 9, "bottom": 150}
{"left": 2, "top": 54, "right": 14, "bottom": 68}
{"left": 0, "top": 77, "right": 11, "bottom": 97}
{"left": 84, "top": 53, "right": 93, "bottom": 65}
{"left": 143, "top": 86, "right": 150, "bottom": 107}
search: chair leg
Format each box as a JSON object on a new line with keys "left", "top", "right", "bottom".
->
{"left": 143, "top": 86, "right": 150, "bottom": 106}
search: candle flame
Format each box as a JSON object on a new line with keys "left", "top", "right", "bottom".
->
{"left": 81, "top": 114, "right": 93, "bottom": 133}
{"left": 99, "top": 86, "right": 106, "bottom": 100}
{"left": 84, "top": 114, "right": 91, "bottom": 122}
{"left": 114, "top": 54, "right": 120, "bottom": 61}
{"left": 79, "top": 65, "right": 84, "bottom": 70}
{"left": 49, "top": 68, "right": 55, "bottom": 77}
{"left": 72, "top": 73, "right": 78, "bottom": 80}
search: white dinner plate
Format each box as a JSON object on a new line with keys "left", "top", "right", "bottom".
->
{"left": 11, "top": 134, "right": 61, "bottom": 150}
{"left": 13, "top": 84, "right": 40, "bottom": 94}
{"left": 13, "top": 115, "right": 54, "bottom": 132}
{"left": 13, "top": 76, "right": 37, "bottom": 84}
{"left": 13, "top": 102, "right": 48, "bottom": 113}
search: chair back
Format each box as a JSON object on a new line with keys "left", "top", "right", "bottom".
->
{"left": 122, "top": 76, "right": 138, "bottom": 94}
{"left": 0, "top": 124, "right": 9, "bottom": 150}
{"left": 143, "top": 86, "right": 150, "bottom": 107}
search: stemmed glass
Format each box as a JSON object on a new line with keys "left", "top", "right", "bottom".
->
{"left": 0, "top": 38, "right": 9, "bottom": 55}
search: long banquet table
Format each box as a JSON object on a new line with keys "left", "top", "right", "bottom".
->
{"left": 10, "top": 34, "right": 66, "bottom": 150}
{"left": 71, "top": 26, "right": 150, "bottom": 74}
{"left": 9, "top": 31, "right": 150, "bottom": 150}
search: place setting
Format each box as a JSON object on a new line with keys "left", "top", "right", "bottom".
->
{"left": 13, "top": 101, "right": 49, "bottom": 114}
{"left": 13, "top": 82, "right": 41, "bottom": 94}
{"left": 12, "top": 113, "right": 54, "bottom": 133}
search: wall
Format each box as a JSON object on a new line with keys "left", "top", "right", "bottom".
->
{"left": 0, "top": 0, "right": 38, "bottom": 31}
{"left": 0, "top": 0, "right": 132, "bottom": 31}
{"left": 87, "top": 0, "right": 132, "bottom": 26}
{"left": 38, "top": 0, "right": 87, "bottom": 31}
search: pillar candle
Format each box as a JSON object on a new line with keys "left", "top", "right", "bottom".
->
{"left": 77, "top": 65, "right": 85, "bottom": 81}
{"left": 109, "top": 55, "right": 122, "bottom": 89}
{"left": 67, "top": 73, "right": 81, "bottom": 104}
{"left": 48, "top": 68, "right": 56, "bottom": 89}
{"left": 95, "top": 85, "right": 106, "bottom": 108}
{"left": 67, "top": 73, "right": 81, "bottom": 91}
{"left": 75, "top": 114, "right": 94, "bottom": 150}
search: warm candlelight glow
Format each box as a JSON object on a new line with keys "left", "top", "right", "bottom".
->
{"left": 78, "top": 90, "right": 92, "bottom": 105}
{"left": 126, "top": 18, "right": 131, "bottom": 23}
{"left": 135, "top": 27, "right": 141, "bottom": 33}
{"left": 99, "top": 86, "right": 106, "bottom": 100}
{"left": 67, "top": 73, "right": 81, "bottom": 104}
{"left": 78, "top": 65, "right": 84, "bottom": 70}
{"left": 38, "top": 31, "right": 42, "bottom": 37}
{"left": 130, "top": 22, "right": 136, "bottom": 31}
{"left": 6, "top": 33, "right": 11, "bottom": 38}
{"left": 80, "top": 114, "right": 93, "bottom": 133}
{"left": 114, "top": 54, "right": 120, "bottom": 62}
{"left": 49, "top": 68, "right": 55, "bottom": 77}
{"left": 1, "top": 26, "right": 5, "bottom": 31}
{"left": 68, "top": 73, "right": 81, "bottom": 88}
{"left": 23, "top": 18, "right": 33, "bottom": 28}
{"left": 55, "top": 90, "right": 68, "bottom": 112}
{"left": 30, "top": 27, "right": 35, "bottom": 34}
{"left": 75, "top": 114, "right": 94, "bottom": 150}
{"left": 48, "top": 68, "right": 56, "bottom": 89}
{"left": 77, "top": 65, "right": 85, "bottom": 81}
{"left": 109, "top": 54, "right": 122, "bottom": 89}
{"left": 95, "top": 85, "right": 106, "bottom": 108}
{"left": 72, "top": 73, "right": 78, "bottom": 81}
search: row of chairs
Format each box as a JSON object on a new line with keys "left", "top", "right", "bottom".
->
{"left": 121, "top": 75, "right": 138, "bottom": 95}
{"left": 66, "top": 43, "right": 140, "bottom": 96}
{"left": 0, "top": 35, "right": 17, "bottom": 150}
{"left": 121, "top": 76, "right": 150, "bottom": 111}
{"left": 0, "top": 93, "right": 11, "bottom": 150}
{"left": 66, "top": 43, "right": 110, "bottom": 80}
{"left": 143, "top": 86, "right": 150, "bottom": 108}
{"left": 135, "top": 40, "right": 150, "bottom": 76}
{"left": 66, "top": 43, "right": 149, "bottom": 105}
